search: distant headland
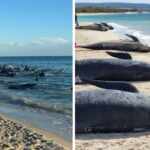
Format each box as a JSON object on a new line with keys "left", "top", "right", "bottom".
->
{"left": 76, "top": 2, "right": 150, "bottom": 13}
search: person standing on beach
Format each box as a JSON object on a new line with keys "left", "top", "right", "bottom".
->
{"left": 75, "top": 13, "right": 79, "bottom": 27}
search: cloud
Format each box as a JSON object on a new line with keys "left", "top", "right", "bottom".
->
{"left": 0, "top": 42, "right": 22, "bottom": 47}
{"left": 0, "top": 37, "right": 72, "bottom": 56}
{"left": 0, "top": 37, "right": 69, "bottom": 47}
{"left": 31, "top": 37, "right": 69, "bottom": 45}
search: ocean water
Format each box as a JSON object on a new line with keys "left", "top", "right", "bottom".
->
{"left": 78, "top": 12, "right": 150, "bottom": 46}
{"left": 0, "top": 56, "right": 72, "bottom": 141}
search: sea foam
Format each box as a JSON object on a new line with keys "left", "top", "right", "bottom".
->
{"left": 109, "top": 22, "right": 150, "bottom": 46}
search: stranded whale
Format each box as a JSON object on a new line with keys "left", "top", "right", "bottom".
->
{"left": 76, "top": 59, "right": 150, "bottom": 81}
{"left": 80, "top": 42, "right": 150, "bottom": 52}
{"left": 76, "top": 89, "right": 150, "bottom": 133}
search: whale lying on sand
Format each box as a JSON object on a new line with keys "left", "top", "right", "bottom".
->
{"left": 79, "top": 41, "right": 150, "bottom": 52}
{"left": 76, "top": 23, "right": 113, "bottom": 31}
{"left": 76, "top": 59, "right": 150, "bottom": 81}
{"left": 76, "top": 79, "right": 138, "bottom": 93}
{"left": 76, "top": 89, "right": 150, "bottom": 133}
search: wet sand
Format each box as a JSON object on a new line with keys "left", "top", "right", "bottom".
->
{"left": 0, "top": 114, "right": 71, "bottom": 150}
{"left": 76, "top": 23, "right": 150, "bottom": 150}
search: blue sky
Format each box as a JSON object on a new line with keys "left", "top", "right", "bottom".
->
{"left": 0, "top": 0, "right": 72, "bottom": 56}
{"left": 76, "top": 0, "right": 150, "bottom": 4}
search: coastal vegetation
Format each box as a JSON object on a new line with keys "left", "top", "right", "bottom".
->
{"left": 76, "top": 7, "right": 144, "bottom": 13}
{"left": 76, "top": 2, "right": 150, "bottom": 13}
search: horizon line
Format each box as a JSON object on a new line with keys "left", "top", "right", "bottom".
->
{"left": 76, "top": 2, "right": 150, "bottom": 4}
{"left": 0, "top": 55, "right": 72, "bottom": 57}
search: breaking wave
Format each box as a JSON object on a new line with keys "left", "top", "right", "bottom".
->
{"left": 109, "top": 22, "right": 150, "bottom": 46}
{"left": 0, "top": 91, "right": 72, "bottom": 116}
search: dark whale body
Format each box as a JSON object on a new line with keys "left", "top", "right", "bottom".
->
{"left": 80, "top": 42, "right": 150, "bottom": 52}
{"left": 76, "top": 89, "right": 150, "bottom": 133}
{"left": 76, "top": 59, "right": 150, "bottom": 81}
{"left": 107, "top": 51, "right": 132, "bottom": 60}
{"left": 76, "top": 23, "right": 112, "bottom": 31}
{"left": 8, "top": 83, "right": 36, "bottom": 90}
{"left": 77, "top": 79, "right": 138, "bottom": 93}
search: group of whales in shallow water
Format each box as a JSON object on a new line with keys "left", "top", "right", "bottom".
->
{"left": 76, "top": 24, "right": 150, "bottom": 133}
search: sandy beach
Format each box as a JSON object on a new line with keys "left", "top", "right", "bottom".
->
{"left": 77, "top": 12, "right": 140, "bottom": 16}
{"left": 0, "top": 114, "right": 71, "bottom": 150}
{"left": 75, "top": 23, "right": 150, "bottom": 150}
{"left": 76, "top": 132, "right": 150, "bottom": 150}
{"left": 76, "top": 23, "right": 150, "bottom": 95}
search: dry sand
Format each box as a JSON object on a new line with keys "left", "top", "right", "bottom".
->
{"left": 76, "top": 132, "right": 150, "bottom": 150}
{"left": 75, "top": 24, "right": 150, "bottom": 150}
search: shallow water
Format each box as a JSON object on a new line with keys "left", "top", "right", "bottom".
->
{"left": 0, "top": 56, "right": 72, "bottom": 141}
{"left": 0, "top": 103, "right": 72, "bottom": 141}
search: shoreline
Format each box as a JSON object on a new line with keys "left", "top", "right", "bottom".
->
{"left": 77, "top": 20, "right": 150, "bottom": 47}
{"left": 0, "top": 101, "right": 72, "bottom": 142}
{"left": 77, "top": 11, "right": 150, "bottom": 16}
{"left": 0, "top": 113, "right": 71, "bottom": 150}
{"left": 0, "top": 59, "right": 72, "bottom": 148}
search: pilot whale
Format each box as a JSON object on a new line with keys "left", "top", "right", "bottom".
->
{"left": 76, "top": 89, "right": 150, "bottom": 133}
{"left": 76, "top": 59, "right": 150, "bottom": 81}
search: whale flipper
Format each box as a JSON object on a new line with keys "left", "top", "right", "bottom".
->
{"left": 126, "top": 34, "right": 140, "bottom": 42}
{"left": 107, "top": 51, "right": 132, "bottom": 60}
{"left": 82, "top": 79, "right": 138, "bottom": 93}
